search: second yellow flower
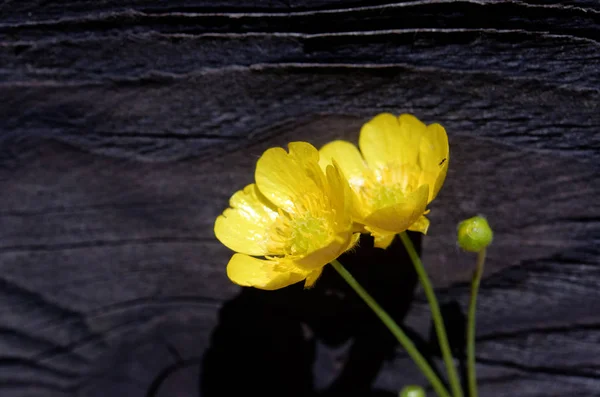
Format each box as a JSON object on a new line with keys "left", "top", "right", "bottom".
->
{"left": 319, "top": 113, "right": 449, "bottom": 248}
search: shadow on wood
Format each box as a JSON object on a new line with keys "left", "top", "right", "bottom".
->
{"left": 200, "top": 233, "right": 428, "bottom": 397}
{"left": 1, "top": 0, "right": 599, "bottom": 395}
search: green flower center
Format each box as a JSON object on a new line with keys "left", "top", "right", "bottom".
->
{"left": 289, "top": 215, "right": 330, "bottom": 255}
{"left": 371, "top": 184, "right": 405, "bottom": 210}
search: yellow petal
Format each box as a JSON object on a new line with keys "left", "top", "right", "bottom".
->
{"left": 302, "top": 232, "right": 359, "bottom": 286}
{"left": 289, "top": 141, "right": 328, "bottom": 192}
{"left": 418, "top": 123, "right": 449, "bottom": 202}
{"left": 352, "top": 222, "right": 368, "bottom": 234}
{"left": 226, "top": 254, "right": 308, "bottom": 290}
{"left": 363, "top": 184, "right": 429, "bottom": 233}
{"left": 304, "top": 268, "right": 324, "bottom": 288}
{"left": 432, "top": 161, "right": 448, "bottom": 202}
{"left": 319, "top": 140, "right": 367, "bottom": 188}
{"left": 289, "top": 141, "right": 320, "bottom": 163}
{"left": 408, "top": 215, "right": 430, "bottom": 235}
{"left": 295, "top": 231, "right": 353, "bottom": 270}
{"left": 324, "top": 162, "right": 355, "bottom": 226}
{"left": 255, "top": 142, "right": 323, "bottom": 214}
{"left": 359, "top": 113, "right": 426, "bottom": 170}
{"left": 346, "top": 232, "right": 361, "bottom": 252}
{"left": 214, "top": 184, "right": 279, "bottom": 256}
{"left": 373, "top": 233, "right": 396, "bottom": 249}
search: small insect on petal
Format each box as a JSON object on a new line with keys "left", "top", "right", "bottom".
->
{"left": 319, "top": 113, "right": 449, "bottom": 248}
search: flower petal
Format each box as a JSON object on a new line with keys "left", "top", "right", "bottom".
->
{"left": 289, "top": 141, "right": 328, "bottom": 192}
{"left": 330, "top": 164, "right": 369, "bottom": 228}
{"left": 346, "top": 232, "right": 361, "bottom": 252}
{"left": 289, "top": 141, "right": 320, "bottom": 163}
{"left": 363, "top": 184, "right": 429, "bottom": 233}
{"left": 226, "top": 254, "right": 308, "bottom": 290}
{"left": 408, "top": 215, "right": 430, "bottom": 235}
{"left": 324, "top": 162, "right": 355, "bottom": 226}
{"left": 294, "top": 231, "right": 353, "bottom": 270}
{"left": 359, "top": 113, "right": 426, "bottom": 170}
{"left": 432, "top": 161, "right": 448, "bottom": 202}
{"left": 296, "top": 232, "right": 359, "bottom": 283}
{"left": 418, "top": 123, "right": 449, "bottom": 202}
{"left": 214, "top": 184, "right": 279, "bottom": 256}
{"left": 373, "top": 233, "right": 396, "bottom": 249}
{"left": 255, "top": 142, "right": 323, "bottom": 214}
{"left": 319, "top": 140, "right": 367, "bottom": 188}
{"left": 304, "top": 268, "right": 324, "bottom": 288}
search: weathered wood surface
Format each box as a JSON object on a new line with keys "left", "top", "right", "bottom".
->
{"left": 1, "top": 1, "right": 599, "bottom": 396}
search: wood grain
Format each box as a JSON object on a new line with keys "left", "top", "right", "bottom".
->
{"left": 1, "top": 0, "right": 599, "bottom": 396}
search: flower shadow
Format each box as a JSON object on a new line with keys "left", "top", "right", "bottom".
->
{"left": 200, "top": 232, "right": 434, "bottom": 397}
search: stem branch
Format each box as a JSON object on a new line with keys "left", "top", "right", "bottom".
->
{"left": 399, "top": 232, "right": 463, "bottom": 397}
{"left": 467, "top": 249, "right": 486, "bottom": 397}
{"left": 330, "top": 259, "right": 451, "bottom": 397}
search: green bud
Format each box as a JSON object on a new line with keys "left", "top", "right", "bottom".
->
{"left": 457, "top": 215, "right": 493, "bottom": 252}
{"left": 399, "top": 385, "right": 426, "bottom": 397}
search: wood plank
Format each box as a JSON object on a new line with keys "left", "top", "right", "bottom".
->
{"left": 2, "top": 30, "right": 599, "bottom": 89}
{"left": 1, "top": 118, "right": 598, "bottom": 395}
{"left": 2, "top": 1, "right": 598, "bottom": 34}
{"left": 2, "top": 67, "right": 598, "bottom": 163}
{"left": 1, "top": 0, "right": 599, "bottom": 395}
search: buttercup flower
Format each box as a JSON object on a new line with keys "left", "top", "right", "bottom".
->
{"left": 319, "top": 113, "right": 449, "bottom": 248}
{"left": 214, "top": 142, "right": 359, "bottom": 290}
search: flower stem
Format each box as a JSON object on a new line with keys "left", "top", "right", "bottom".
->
{"left": 330, "top": 259, "right": 451, "bottom": 397}
{"left": 399, "top": 232, "right": 463, "bottom": 397}
{"left": 467, "top": 249, "right": 486, "bottom": 397}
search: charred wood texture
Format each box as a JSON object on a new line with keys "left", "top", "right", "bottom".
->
{"left": 0, "top": 1, "right": 599, "bottom": 396}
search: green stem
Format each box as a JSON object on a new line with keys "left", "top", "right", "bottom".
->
{"left": 330, "top": 259, "right": 451, "bottom": 397}
{"left": 399, "top": 232, "right": 463, "bottom": 397}
{"left": 467, "top": 249, "right": 486, "bottom": 397}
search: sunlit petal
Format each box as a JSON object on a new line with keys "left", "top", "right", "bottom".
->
{"left": 373, "top": 233, "right": 396, "bottom": 249}
{"left": 418, "top": 123, "right": 449, "bottom": 202}
{"left": 324, "top": 162, "right": 355, "bottom": 226}
{"left": 346, "top": 232, "right": 361, "bottom": 252}
{"left": 408, "top": 215, "right": 430, "bottom": 235}
{"left": 295, "top": 231, "right": 353, "bottom": 270}
{"left": 319, "top": 140, "right": 367, "bottom": 188}
{"left": 255, "top": 143, "right": 321, "bottom": 214}
{"left": 304, "top": 268, "right": 324, "bottom": 288}
{"left": 226, "top": 254, "right": 308, "bottom": 290}
{"left": 214, "top": 184, "right": 279, "bottom": 256}
{"left": 289, "top": 141, "right": 328, "bottom": 193}
{"left": 363, "top": 185, "right": 429, "bottom": 233}
{"left": 359, "top": 113, "right": 426, "bottom": 170}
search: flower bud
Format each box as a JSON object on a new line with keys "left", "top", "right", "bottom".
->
{"left": 457, "top": 215, "right": 493, "bottom": 252}
{"left": 399, "top": 385, "right": 426, "bottom": 397}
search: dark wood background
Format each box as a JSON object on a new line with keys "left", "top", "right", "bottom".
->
{"left": 1, "top": 1, "right": 599, "bottom": 396}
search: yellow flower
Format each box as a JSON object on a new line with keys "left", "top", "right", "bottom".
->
{"left": 214, "top": 142, "right": 360, "bottom": 290}
{"left": 319, "top": 113, "right": 449, "bottom": 249}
